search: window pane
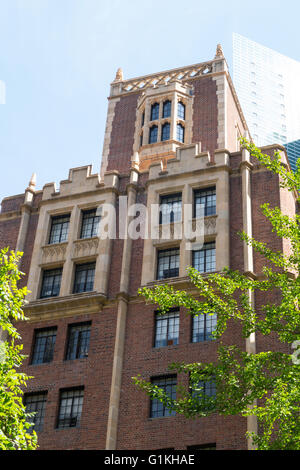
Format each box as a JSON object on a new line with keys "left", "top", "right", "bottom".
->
{"left": 159, "top": 194, "right": 182, "bottom": 224}
{"left": 176, "top": 124, "right": 184, "bottom": 142}
{"left": 150, "top": 103, "right": 159, "bottom": 121}
{"left": 163, "top": 100, "right": 171, "bottom": 118}
{"left": 161, "top": 122, "right": 170, "bottom": 141}
{"left": 155, "top": 310, "right": 179, "bottom": 347}
{"left": 194, "top": 188, "right": 216, "bottom": 218}
{"left": 177, "top": 102, "right": 185, "bottom": 120}
{"left": 31, "top": 328, "right": 57, "bottom": 364}
{"left": 192, "top": 313, "right": 217, "bottom": 342}
{"left": 66, "top": 323, "right": 91, "bottom": 360}
{"left": 150, "top": 376, "right": 176, "bottom": 418}
{"left": 40, "top": 268, "right": 62, "bottom": 298}
{"left": 149, "top": 125, "right": 158, "bottom": 144}
{"left": 49, "top": 215, "right": 70, "bottom": 244}
{"left": 24, "top": 393, "right": 47, "bottom": 433}
{"left": 80, "top": 209, "right": 101, "bottom": 239}
{"left": 157, "top": 248, "right": 180, "bottom": 280}
{"left": 193, "top": 242, "right": 216, "bottom": 273}
{"left": 57, "top": 389, "right": 84, "bottom": 428}
{"left": 73, "top": 263, "right": 95, "bottom": 293}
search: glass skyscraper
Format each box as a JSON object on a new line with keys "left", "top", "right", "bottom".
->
{"left": 232, "top": 33, "right": 300, "bottom": 171}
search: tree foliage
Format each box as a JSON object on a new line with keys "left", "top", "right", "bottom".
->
{"left": 133, "top": 140, "right": 300, "bottom": 450}
{"left": 0, "top": 249, "right": 37, "bottom": 450}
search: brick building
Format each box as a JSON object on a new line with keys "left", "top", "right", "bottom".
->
{"left": 0, "top": 45, "right": 296, "bottom": 450}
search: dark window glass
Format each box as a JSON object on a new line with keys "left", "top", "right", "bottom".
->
{"left": 187, "top": 444, "right": 216, "bottom": 450}
{"left": 192, "top": 242, "right": 216, "bottom": 273}
{"left": 150, "top": 376, "right": 176, "bottom": 418}
{"left": 150, "top": 103, "right": 159, "bottom": 121}
{"left": 194, "top": 187, "right": 216, "bottom": 218}
{"left": 141, "top": 111, "right": 145, "bottom": 127}
{"left": 140, "top": 132, "right": 143, "bottom": 147}
{"left": 192, "top": 312, "right": 217, "bottom": 342}
{"left": 66, "top": 322, "right": 91, "bottom": 360}
{"left": 161, "top": 122, "right": 170, "bottom": 141}
{"left": 157, "top": 248, "right": 180, "bottom": 280}
{"left": 73, "top": 263, "right": 95, "bottom": 293}
{"left": 154, "top": 310, "right": 179, "bottom": 348}
{"left": 31, "top": 328, "right": 57, "bottom": 364}
{"left": 163, "top": 100, "right": 171, "bottom": 118}
{"left": 49, "top": 215, "right": 70, "bottom": 244}
{"left": 149, "top": 125, "right": 158, "bottom": 144}
{"left": 159, "top": 193, "right": 182, "bottom": 224}
{"left": 40, "top": 268, "right": 62, "bottom": 299}
{"left": 57, "top": 388, "right": 84, "bottom": 429}
{"left": 177, "top": 102, "right": 185, "bottom": 120}
{"left": 80, "top": 209, "right": 101, "bottom": 239}
{"left": 176, "top": 123, "right": 184, "bottom": 143}
{"left": 24, "top": 392, "right": 47, "bottom": 433}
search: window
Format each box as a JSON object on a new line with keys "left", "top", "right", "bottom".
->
{"left": 141, "top": 111, "right": 145, "bottom": 127}
{"left": 150, "top": 376, "right": 176, "bottom": 418}
{"left": 140, "top": 132, "right": 143, "bottom": 147}
{"left": 192, "top": 312, "right": 217, "bottom": 342}
{"left": 159, "top": 193, "right": 182, "bottom": 224}
{"left": 57, "top": 388, "right": 84, "bottom": 429}
{"left": 66, "top": 322, "right": 91, "bottom": 360}
{"left": 40, "top": 268, "right": 62, "bottom": 299}
{"left": 176, "top": 123, "right": 184, "bottom": 143}
{"left": 192, "top": 242, "right": 216, "bottom": 273}
{"left": 163, "top": 100, "right": 171, "bottom": 118}
{"left": 161, "top": 122, "right": 170, "bottom": 141}
{"left": 150, "top": 103, "right": 159, "bottom": 121}
{"left": 154, "top": 309, "right": 179, "bottom": 348}
{"left": 149, "top": 125, "right": 158, "bottom": 144}
{"left": 80, "top": 209, "right": 101, "bottom": 239}
{"left": 73, "top": 263, "right": 95, "bottom": 293}
{"left": 24, "top": 392, "right": 47, "bottom": 433}
{"left": 177, "top": 102, "right": 185, "bottom": 120}
{"left": 49, "top": 214, "right": 70, "bottom": 244}
{"left": 31, "top": 328, "right": 57, "bottom": 365}
{"left": 194, "top": 187, "right": 216, "bottom": 218}
{"left": 157, "top": 248, "right": 180, "bottom": 280}
{"left": 190, "top": 377, "right": 216, "bottom": 411}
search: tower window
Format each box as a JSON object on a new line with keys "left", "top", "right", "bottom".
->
{"left": 161, "top": 122, "right": 171, "bottom": 141}
{"left": 150, "top": 103, "right": 159, "bottom": 121}
{"left": 176, "top": 123, "right": 185, "bottom": 143}
{"left": 177, "top": 102, "right": 185, "bottom": 120}
{"left": 73, "top": 263, "right": 95, "bottom": 294}
{"left": 163, "top": 100, "right": 171, "bottom": 118}
{"left": 40, "top": 268, "right": 62, "bottom": 299}
{"left": 149, "top": 125, "right": 158, "bottom": 144}
{"left": 49, "top": 214, "right": 70, "bottom": 244}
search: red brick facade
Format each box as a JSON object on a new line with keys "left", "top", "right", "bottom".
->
{"left": 0, "top": 53, "right": 296, "bottom": 450}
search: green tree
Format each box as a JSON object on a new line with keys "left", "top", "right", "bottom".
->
{"left": 133, "top": 139, "right": 300, "bottom": 450}
{"left": 0, "top": 248, "right": 37, "bottom": 450}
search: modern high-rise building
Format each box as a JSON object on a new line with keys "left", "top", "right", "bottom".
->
{"left": 232, "top": 33, "right": 300, "bottom": 171}
{"left": 0, "top": 45, "right": 295, "bottom": 450}
{"left": 284, "top": 139, "right": 300, "bottom": 172}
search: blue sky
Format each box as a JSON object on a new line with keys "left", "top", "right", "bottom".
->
{"left": 0, "top": 0, "right": 299, "bottom": 203}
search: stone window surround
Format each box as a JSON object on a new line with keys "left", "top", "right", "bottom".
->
{"left": 141, "top": 166, "right": 230, "bottom": 286}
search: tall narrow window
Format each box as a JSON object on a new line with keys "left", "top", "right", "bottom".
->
{"left": 157, "top": 248, "right": 180, "bottom": 280}
{"left": 154, "top": 309, "right": 179, "bottom": 348}
{"left": 57, "top": 388, "right": 84, "bottom": 429}
{"left": 31, "top": 327, "right": 57, "bottom": 365}
{"left": 193, "top": 242, "right": 216, "bottom": 273}
{"left": 163, "top": 100, "right": 171, "bottom": 118}
{"left": 161, "top": 122, "right": 170, "bottom": 141}
{"left": 66, "top": 322, "right": 91, "bottom": 360}
{"left": 141, "top": 111, "right": 145, "bottom": 127}
{"left": 150, "top": 103, "right": 159, "bottom": 121}
{"left": 192, "top": 312, "right": 217, "bottom": 342}
{"left": 73, "top": 263, "right": 95, "bottom": 293}
{"left": 49, "top": 214, "right": 70, "bottom": 244}
{"left": 177, "top": 102, "right": 185, "bottom": 120}
{"left": 24, "top": 392, "right": 47, "bottom": 433}
{"left": 40, "top": 268, "right": 62, "bottom": 299}
{"left": 176, "top": 123, "right": 184, "bottom": 143}
{"left": 149, "top": 125, "right": 158, "bottom": 144}
{"left": 194, "top": 187, "right": 216, "bottom": 218}
{"left": 150, "top": 376, "right": 177, "bottom": 418}
{"left": 159, "top": 193, "right": 182, "bottom": 224}
{"left": 140, "top": 132, "right": 143, "bottom": 147}
{"left": 80, "top": 209, "right": 101, "bottom": 239}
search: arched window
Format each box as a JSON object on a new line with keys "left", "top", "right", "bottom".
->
{"left": 176, "top": 123, "right": 184, "bottom": 143}
{"left": 150, "top": 103, "right": 159, "bottom": 121}
{"left": 161, "top": 122, "right": 170, "bottom": 141}
{"left": 149, "top": 125, "right": 158, "bottom": 144}
{"left": 177, "top": 102, "right": 185, "bottom": 120}
{"left": 163, "top": 100, "right": 171, "bottom": 118}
